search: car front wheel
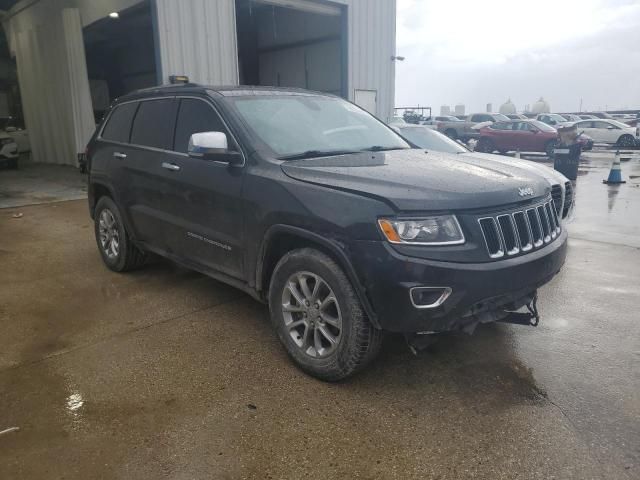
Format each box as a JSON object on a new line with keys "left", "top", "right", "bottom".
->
{"left": 269, "top": 248, "right": 382, "bottom": 381}
{"left": 617, "top": 134, "right": 636, "bottom": 148}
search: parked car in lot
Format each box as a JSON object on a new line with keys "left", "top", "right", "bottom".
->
{"left": 578, "top": 114, "right": 597, "bottom": 120}
{"left": 536, "top": 113, "right": 570, "bottom": 127}
{"left": 569, "top": 119, "right": 639, "bottom": 146}
{"left": 560, "top": 114, "right": 582, "bottom": 122}
{"left": 0, "top": 130, "right": 19, "bottom": 168}
{"left": 436, "top": 112, "right": 510, "bottom": 141}
{"left": 476, "top": 119, "right": 593, "bottom": 156}
{"left": 86, "top": 84, "right": 568, "bottom": 380}
{"left": 0, "top": 116, "right": 30, "bottom": 153}
{"left": 391, "top": 124, "right": 574, "bottom": 219}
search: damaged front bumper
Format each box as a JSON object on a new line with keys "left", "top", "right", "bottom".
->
{"left": 351, "top": 229, "right": 567, "bottom": 333}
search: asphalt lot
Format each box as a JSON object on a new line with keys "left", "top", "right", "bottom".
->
{"left": 1, "top": 151, "right": 639, "bottom": 479}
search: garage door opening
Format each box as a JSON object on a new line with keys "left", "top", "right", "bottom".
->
{"left": 83, "top": 1, "right": 158, "bottom": 121}
{"left": 235, "top": 0, "right": 346, "bottom": 97}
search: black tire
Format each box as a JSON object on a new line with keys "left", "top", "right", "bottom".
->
{"left": 7, "top": 158, "right": 18, "bottom": 169}
{"left": 94, "top": 196, "right": 146, "bottom": 272}
{"left": 444, "top": 129, "right": 458, "bottom": 140}
{"left": 545, "top": 140, "right": 557, "bottom": 158}
{"left": 617, "top": 134, "right": 635, "bottom": 148}
{"left": 476, "top": 137, "right": 495, "bottom": 153}
{"left": 268, "top": 248, "right": 382, "bottom": 381}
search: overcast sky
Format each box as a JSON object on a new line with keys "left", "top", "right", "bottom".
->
{"left": 395, "top": 0, "right": 640, "bottom": 114}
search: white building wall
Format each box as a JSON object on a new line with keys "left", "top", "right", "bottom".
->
{"left": 3, "top": 0, "right": 141, "bottom": 165}
{"left": 154, "top": 0, "right": 239, "bottom": 86}
{"left": 155, "top": 0, "right": 396, "bottom": 121}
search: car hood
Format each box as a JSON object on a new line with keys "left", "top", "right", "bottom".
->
{"left": 462, "top": 152, "right": 568, "bottom": 185}
{"left": 281, "top": 149, "right": 550, "bottom": 211}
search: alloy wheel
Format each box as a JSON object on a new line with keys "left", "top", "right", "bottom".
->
{"left": 281, "top": 271, "right": 342, "bottom": 358}
{"left": 98, "top": 208, "right": 120, "bottom": 259}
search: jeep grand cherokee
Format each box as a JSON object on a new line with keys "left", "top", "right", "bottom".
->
{"left": 86, "top": 85, "right": 567, "bottom": 381}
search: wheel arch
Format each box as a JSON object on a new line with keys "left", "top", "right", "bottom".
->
{"left": 89, "top": 180, "right": 116, "bottom": 219}
{"left": 256, "top": 225, "right": 380, "bottom": 328}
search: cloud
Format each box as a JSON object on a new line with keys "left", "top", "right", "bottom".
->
{"left": 395, "top": 0, "right": 640, "bottom": 112}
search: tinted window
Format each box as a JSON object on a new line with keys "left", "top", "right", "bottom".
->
{"left": 174, "top": 98, "right": 230, "bottom": 154}
{"left": 130, "top": 99, "right": 176, "bottom": 149}
{"left": 102, "top": 103, "right": 138, "bottom": 143}
{"left": 490, "top": 122, "right": 512, "bottom": 130}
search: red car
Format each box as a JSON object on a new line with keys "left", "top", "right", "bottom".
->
{"left": 476, "top": 120, "right": 559, "bottom": 156}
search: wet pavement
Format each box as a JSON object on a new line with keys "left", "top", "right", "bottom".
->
{"left": 1, "top": 152, "right": 639, "bottom": 479}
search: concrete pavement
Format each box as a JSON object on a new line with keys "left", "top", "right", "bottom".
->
{"left": 0, "top": 153, "right": 638, "bottom": 479}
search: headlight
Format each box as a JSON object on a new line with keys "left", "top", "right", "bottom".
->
{"left": 378, "top": 215, "right": 465, "bottom": 245}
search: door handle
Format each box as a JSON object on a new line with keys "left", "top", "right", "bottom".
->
{"left": 162, "top": 162, "right": 181, "bottom": 172}
{"left": 113, "top": 152, "right": 127, "bottom": 159}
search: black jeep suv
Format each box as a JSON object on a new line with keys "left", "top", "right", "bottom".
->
{"left": 86, "top": 84, "right": 567, "bottom": 380}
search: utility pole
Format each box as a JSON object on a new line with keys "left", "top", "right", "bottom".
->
{"left": 579, "top": 98, "right": 583, "bottom": 112}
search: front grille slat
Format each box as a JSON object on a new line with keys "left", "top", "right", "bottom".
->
{"left": 478, "top": 217, "right": 504, "bottom": 258}
{"left": 479, "top": 197, "right": 561, "bottom": 259}
{"left": 513, "top": 212, "right": 532, "bottom": 251}
{"left": 537, "top": 205, "right": 551, "bottom": 242}
{"left": 551, "top": 184, "right": 563, "bottom": 215}
{"left": 497, "top": 215, "right": 519, "bottom": 255}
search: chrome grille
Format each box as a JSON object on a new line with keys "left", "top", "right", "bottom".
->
{"left": 562, "top": 181, "right": 573, "bottom": 219}
{"left": 478, "top": 198, "right": 561, "bottom": 259}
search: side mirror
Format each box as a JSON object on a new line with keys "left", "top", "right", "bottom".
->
{"left": 188, "top": 131, "right": 242, "bottom": 165}
{"left": 5, "top": 126, "right": 16, "bottom": 132}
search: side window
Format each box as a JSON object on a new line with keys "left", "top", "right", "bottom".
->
{"left": 595, "top": 121, "right": 615, "bottom": 129}
{"left": 173, "top": 98, "right": 232, "bottom": 154}
{"left": 101, "top": 102, "right": 139, "bottom": 143}
{"left": 130, "top": 99, "right": 177, "bottom": 150}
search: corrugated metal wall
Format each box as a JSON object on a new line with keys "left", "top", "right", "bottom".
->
{"left": 154, "top": 0, "right": 396, "bottom": 121}
{"left": 344, "top": 0, "right": 396, "bottom": 122}
{"left": 154, "top": 0, "right": 239, "bottom": 86}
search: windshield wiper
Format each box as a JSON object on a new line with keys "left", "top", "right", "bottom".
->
{"left": 278, "top": 149, "right": 358, "bottom": 161}
{"left": 360, "top": 146, "right": 408, "bottom": 152}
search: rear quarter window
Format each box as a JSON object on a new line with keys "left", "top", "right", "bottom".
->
{"left": 101, "top": 103, "right": 138, "bottom": 143}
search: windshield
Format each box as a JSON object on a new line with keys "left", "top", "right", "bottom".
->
{"left": 230, "top": 95, "right": 410, "bottom": 158}
{"left": 548, "top": 114, "right": 566, "bottom": 123}
{"left": 397, "top": 126, "right": 468, "bottom": 154}
{"left": 493, "top": 113, "right": 510, "bottom": 121}
{"left": 530, "top": 120, "right": 556, "bottom": 132}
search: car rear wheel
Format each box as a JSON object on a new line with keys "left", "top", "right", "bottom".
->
{"left": 476, "top": 137, "right": 495, "bottom": 153}
{"left": 7, "top": 158, "right": 18, "bottom": 169}
{"left": 94, "top": 196, "right": 146, "bottom": 272}
{"left": 545, "top": 140, "right": 557, "bottom": 158}
{"left": 445, "top": 129, "right": 458, "bottom": 140}
{"left": 617, "top": 134, "right": 636, "bottom": 148}
{"left": 269, "top": 248, "right": 382, "bottom": 381}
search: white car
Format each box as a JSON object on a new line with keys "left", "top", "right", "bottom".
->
{"left": 0, "top": 130, "right": 19, "bottom": 168}
{"left": 391, "top": 124, "right": 574, "bottom": 220}
{"left": 1, "top": 116, "right": 30, "bottom": 153}
{"left": 569, "top": 119, "right": 639, "bottom": 147}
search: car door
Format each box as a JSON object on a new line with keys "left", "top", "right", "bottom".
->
{"left": 593, "top": 121, "right": 619, "bottom": 143}
{"left": 574, "top": 121, "right": 600, "bottom": 142}
{"left": 156, "top": 96, "right": 246, "bottom": 279}
{"left": 507, "top": 121, "right": 534, "bottom": 151}
{"left": 117, "top": 97, "right": 179, "bottom": 251}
